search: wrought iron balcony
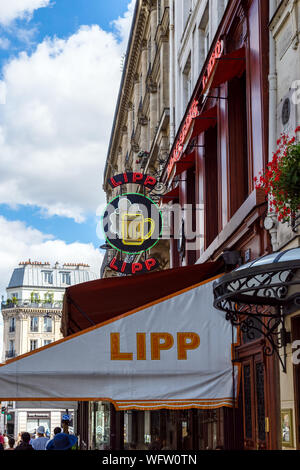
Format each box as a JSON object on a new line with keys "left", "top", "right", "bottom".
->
{"left": 1, "top": 300, "right": 63, "bottom": 310}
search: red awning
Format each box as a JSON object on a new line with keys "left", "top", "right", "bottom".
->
{"left": 62, "top": 260, "right": 224, "bottom": 336}
{"left": 161, "top": 186, "right": 179, "bottom": 203}
{"left": 190, "top": 105, "right": 217, "bottom": 141}
{"left": 206, "top": 47, "right": 246, "bottom": 92}
{"left": 174, "top": 152, "right": 196, "bottom": 177}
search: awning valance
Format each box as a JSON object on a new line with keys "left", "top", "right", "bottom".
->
{"left": 203, "top": 47, "right": 246, "bottom": 94}
{"left": 62, "top": 260, "right": 223, "bottom": 335}
{"left": 189, "top": 105, "right": 217, "bottom": 141}
{"left": 174, "top": 152, "right": 196, "bottom": 177}
{"left": 0, "top": 264, "right": 239, "bottom": 410}
{"left": 161, "top": 186, "right": 180, "bottom": 203}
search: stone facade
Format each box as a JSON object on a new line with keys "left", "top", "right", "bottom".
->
{"left": 0, "top": 261, "right": 95, "bottom": 438}
{"left": 268, "top": 0, "right": 300, "bottom": 450}
{"left": 102, "top": 0, "right": 171, "bottom": 278}
{"left": 2, "top": 261, "right": 96, "bottom": 360}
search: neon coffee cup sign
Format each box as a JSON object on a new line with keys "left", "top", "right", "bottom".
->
{"left": 102, "top": 174, "right": 163, "bottom": 275}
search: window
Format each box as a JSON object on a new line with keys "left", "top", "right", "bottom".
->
{"left": 44, "top": 317, "right": 52, "bottom": 333}
{"left": 7, "top": 340, "right": 15, "bottom": 358}
{"left": 132, "top": 104, "right": 135, "bottom": 131}
{"left": 198, "top": 4, "right": 209, "bottom": 71}
{"left": 9, "top": 317, "right": 16, "bottom": 333}
{"left": 183, "top": 56, "right": 192, "bottom": 110}
{"left": 228, "top": 71, "right": 249, "bottom": 217}
{"left": 44, "top": 340, "right": 52, "bottom": 346}
{"left": 183, "top": 0, "right": 192, "bottom": 29}
{"left": 43, "top": 271, "right": 53, "bottom": 284}
{"left": 44, "top": 292, "right": 54, "bottom": 304}
{"left": 204, "top": 124, "right": 219, "bottom": 248}
{"left": 31, "top": 292, "right": 40, "bottom": 303}
{"left": 148, "top": 37, "right": 151, "bottom": 68}
{"left": 204, "top": 25, "right": 210, "bottom": 58}
{"left": 30, "top": 340, "right": 38, "bottom": 351}
{"left": 158, "top": 0, "right": 161, "bottom": 23}
{"left": 30, "top": 317, "right": 39, "bottom": 332}
{"left": 60, "top": 272, "right": 71, "bottom": 285}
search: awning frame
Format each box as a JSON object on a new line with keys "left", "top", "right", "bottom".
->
{"left": 213, "top": 250, "right": 300, "bottom": 373}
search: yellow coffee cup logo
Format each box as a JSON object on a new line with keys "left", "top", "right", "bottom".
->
{"left": 121, "top": 213, "right": 155, "bottom": 246}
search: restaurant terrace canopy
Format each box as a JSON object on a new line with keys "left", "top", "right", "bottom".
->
{"left": 0, "top": 262, "right": 240, "bottom": 410}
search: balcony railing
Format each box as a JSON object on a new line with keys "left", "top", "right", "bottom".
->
{"left": 9, "top": 327, "right": 15, "bottom": 333}
{"left": 1, "top": 300, "right": 63, "bottom": 310}
{"left": 5, "top": 350, "right": 16, "bottom": 359}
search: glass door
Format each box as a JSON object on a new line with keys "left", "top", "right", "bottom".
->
{"left": 241, "top": 353, "right": 266, "bottom": 450}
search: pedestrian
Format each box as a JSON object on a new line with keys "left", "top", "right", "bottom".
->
{"left": 0, "top": 432, "right": 4, "bottom": 446}
{"left": 6, "top": 437, "right": 15, "bottom": 450}
{"left": 14, "top": 432, "right": 34, "bottom": 451}
{"left": 30, "top": 426, "right": 49, "bottom": 450}
{"left": 45, "top": 427, "right": 62, "bottom": 450}
{"left": 3, "top": 433, "right": 9, "bottom": 449}
{"left": 46, "top": 432, "right": 77, "bottom": 451}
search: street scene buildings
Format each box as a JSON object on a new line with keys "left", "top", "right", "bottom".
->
{"left": 0, "top": 261, "right": 96, "bottom": 440}
{"left": 0, "top": 0, "right": 300, "bottom": 452}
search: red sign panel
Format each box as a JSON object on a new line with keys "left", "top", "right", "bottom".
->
{"left": 109, "top": 257, "right": 159, "bottom": 275}
{"left": 202, "top": 40, "right": 224, "bottom": 91}
{"left": 167, "top": 99, "right": 199, "bottom": 178}
{"left": 108, "top": 172, "right": 157, "bottom": 189}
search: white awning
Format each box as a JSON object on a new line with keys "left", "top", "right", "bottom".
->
{"left": 0, "top": 277, "right": 239, "bottom": 410}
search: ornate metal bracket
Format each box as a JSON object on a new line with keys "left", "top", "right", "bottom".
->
{"left": 213, "top": 253, "right": 300, "bottom": 373}
{"left": 225, "top": 305, "right": 289, "bottom": 373}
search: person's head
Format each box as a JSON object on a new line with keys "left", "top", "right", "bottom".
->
{"left": 21, "top": 432, "right": 31, "bottom": 444}
{"left": 8, "top": 438, "right": 15, "bottom": 449}
{"left": 47, "top": 432, "right": 77, "bottom": 450}
{"left": 37, "top": 425, "right": 45, "bottom": 437}
{"left": 54, "top": 427, "right": 61, "bottom": 435}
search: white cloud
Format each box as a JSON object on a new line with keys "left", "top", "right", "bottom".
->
{"left": 112, "top": 0, "right": 136, "bottom": 48}
{"left": 0, "top": 4, "right": 134, "bottom": 221}
{"left": 0, "top": 37, "right": 10, "bottom": 49}
{"left": 0, "top": 0, "right": 51, "bottom": 26}
{"left": 0, "top": 215, "right": 102, "bottom": 296}
{"left": 0, "top": 214, "right": 103, "bottom": 359}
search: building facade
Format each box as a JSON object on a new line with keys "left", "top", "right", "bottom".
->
{"left": 1, "top": 260, "right": 96, "bottom": 438}
{"left": 102, "top": 0, "right": 171, "bottom": 278}
{"left": 267, "top": 0, "right": 300, "bottom": 450}
{"left": 161, "top": 0, "right": 277, "bottom": 450}
{"left": 92, "top": 0, "right": 234, "bottom": 451}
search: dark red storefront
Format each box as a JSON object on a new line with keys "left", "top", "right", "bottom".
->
{"left": 161, "top": 0, "right": 279, "bottom": 450}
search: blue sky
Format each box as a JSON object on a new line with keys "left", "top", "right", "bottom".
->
{"left": 0, "top": 0, "right": 134, "bottom": 295}
{"left": 0, "top": 1, "right": 131, "bottom": 66}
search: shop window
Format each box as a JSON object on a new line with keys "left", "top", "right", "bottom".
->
{"left": 204, "top": 124, "right": 219, "bottom": 248}
{"left": 228, "top": 71, "right": 249, "bottom": 217}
